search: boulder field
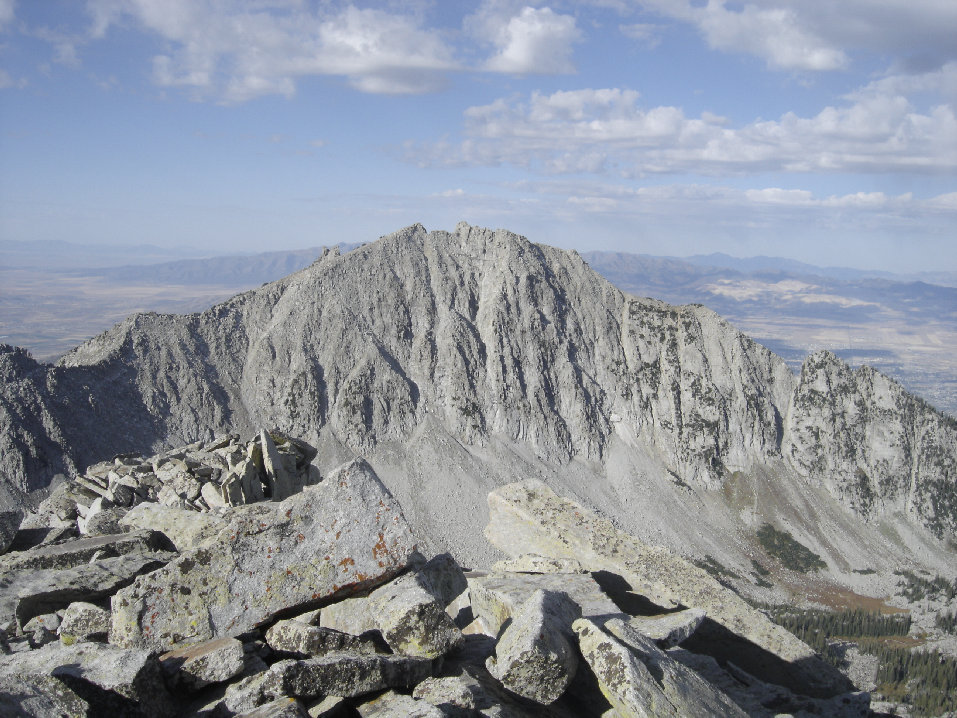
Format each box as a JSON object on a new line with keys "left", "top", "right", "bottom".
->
{"left": 0, "top": 432, "right": 868, "bottom": 717}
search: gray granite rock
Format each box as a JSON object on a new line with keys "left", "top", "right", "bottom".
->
{"left": 59, "top": 601, "right": 111, "bottom": 644}
{"left": 0, "top": 641, "right": 177, "bottom": 718}
{"left": 236, "top": 696, "right": 310, "bottom": 717}
{"left": 485, "top": 589, "right": 580, "bottom": 705}
{"left": 160, "top": 636, "right": 246, "bottom": 690}
{"left": 626, "top": 608, "right": 706, "bottom": 647}
{"left": 266, "top": 619, "right": 379, "bottom": 659}
{"left": 0, "top": 550, "right": 173, "bottom": 632}
{"left": 574, "top": 616, "right": 747, "bottom": 718}
{"left": 262, "top": 653, "right": 434, "bottom": 700}
{"left": 0, "top": 673, "right": 90, "bottom": 717}
{"left": 357, "top": 689, "right": 446, "bottom": 717}
{"left": 111, "top": 458, "right": 416, "bottom": 651}
{"left": 320, "top": 568, "right": 463, "bottom": 659}
{"left": 119, "top": 503, "right": 226, "bottom": 551}
{"left": 0, "top": 530, "right": 167, "bottom": 573}
{"left": 468, "top": 570, "right": 622, "bottom": 637}
{"left": 22, "top": 612, "right": 61, "bottom": 647}
{"left": 485, "top": 480, "right": 853, "bottom": 698}
{"left": 491, "top": 554, "right": 588, "bottom": 575}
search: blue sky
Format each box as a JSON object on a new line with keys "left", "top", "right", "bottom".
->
{"left": 0, "top": 0, "right": 955, "bottom": 272}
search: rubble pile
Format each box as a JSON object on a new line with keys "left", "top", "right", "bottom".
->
{"left": 0, "top": 434, "right": 869, "bottom": 717}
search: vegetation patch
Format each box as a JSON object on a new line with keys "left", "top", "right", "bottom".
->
{"left": 755, "top": 523, "right": 826, "bottom": 573}
{"left": 894, "top": 569, "right": 957, "bottom": 602}
{"left": 766, "top": 605, "right": 956, "bottom": 716}
{"left": 934, "top": 610, "right": 957, "bottom": 635}
{"left": 869, "top": 646, "right": 957, "bottom": 717}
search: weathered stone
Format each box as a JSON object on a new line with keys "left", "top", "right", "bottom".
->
{"left": 468, "top": 570, "right": 622, "bottom": 637}
{"left": 357, "top": 689, "right": 446, "bottom": 717}
{"left": 626, "top": 608, "right": 706, "bottom": 647}
{"left": 266, "top": 619, "right": 379, "bottom": 658}
{"left": 160, "top": 636, "right": 245, "bottom": 690}
{"left": 485, "top": 589, "right": 580, "bottom": 705}
{"left": 415, "top": 552, "right": 469, "bottom": 608}
{"left": 23, "top": 611, "right": 61, "bottom": 647}
{"left": 220, "top": 668, "right": 275, "bottom": 715}
{"left": 106, "top": 482, "right": 136, "bottom": 507}
{"left": 0, "top": 641, "right": 177, "bottom": 718}
{"left": 485, "top": 480, "right": 852, "bottom": 697}
{"left": 111, "top": 459, "right": 416, "bottom": 651}
{"left": 320, "top": 569, "right": 463, "bottom": 659}
{"left": 0, "top": 673, "right": 90, "bottom": 717}
{"left": 492, "top": 554, "right": 588, "bottom": 575}
{"left": 234, "top": 457, "right": 266, "bottom": 503}
{"left": 221, "top": 473, "right": 246, "bottom": 505}
{"left": 0, "top": 551, "right": 173, "bottom": 632}
{"left": 237, "top": 696, "right": 310, "bottom": 717}
{"left": 574, "top": 616, "right": 746, "bottom": 718}
{"left": 0, "top": 529, "right": 166, "bottom": 573}
{"left": 0, "top": 510, "right": 23, "bottom": 554}
{"left": 412, "top": 665, "right": 544, "bottom": 718}
{"left": 263, "top": 653, "right": 434, "bottom": 700}
{"left": 261, "top": 430, "right": 298, "bottom": 501}
{"left": 306, "top": 695, "right": 349, "bottom": 717}
{"left": 202, "top": 480, "right": 229, "bottom": 509}
{"left": 119, "top": 502, "right": 226, "bottom": 551}
{"left": 60, "top": 601, "right": 111, "bottom": 644}
{"left": 81, "top": 506, "right": 128, "bottom": 536}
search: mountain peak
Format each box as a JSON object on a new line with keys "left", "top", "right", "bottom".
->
{"left": 1, "top": 223, "right": 955, "bottom": 576}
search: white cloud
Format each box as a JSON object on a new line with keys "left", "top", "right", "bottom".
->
{"left": 87, "top": 0, "right": 459, "bottom": 100}
{"left": 618, "top": 0, "right": 957, "bottom": 73}
{"left": 482, "top": 6, "right": 581, "bottom": 74}
{"left": 419, "top": 82, "right": 957, "bottom": 175}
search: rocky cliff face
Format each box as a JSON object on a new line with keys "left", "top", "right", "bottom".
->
{"left": 1, "top": 223, "right": 955, "bottom": 570}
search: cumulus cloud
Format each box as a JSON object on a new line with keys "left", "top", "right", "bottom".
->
{"left": 417, "top": 84, "right": 957, "bottom": 175}
{"left": 86, "top": 0, "right": 459, "bottom": 100}
{"left": 481, "top": 5, "right": 581, "bottom": 74}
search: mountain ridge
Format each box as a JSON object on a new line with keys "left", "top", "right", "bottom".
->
{"left": 1, "top": 222, "right": 955, "bottom": 580}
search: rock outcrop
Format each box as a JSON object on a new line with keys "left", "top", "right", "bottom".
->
{"left": 0, "top": 439, "right": 872, "bottom": 716}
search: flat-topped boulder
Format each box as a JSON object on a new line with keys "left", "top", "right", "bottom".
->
{"left": 111, "top": 458, "right": 416, "bottom": 651}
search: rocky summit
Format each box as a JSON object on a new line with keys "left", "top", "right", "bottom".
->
{"left": 0, "top": 439, "right": 871, "bottom": 716}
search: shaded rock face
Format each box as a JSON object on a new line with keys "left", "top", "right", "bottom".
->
{"left": 1, "top": 223, "right": 953, "bottom": 548}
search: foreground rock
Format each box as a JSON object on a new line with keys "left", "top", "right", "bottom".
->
{"left": 0, "top": 436, "right": 872, "bottom": 717}
{"left": 485, "top": 588, "right": 580, "bottom": 704}
{"left": 575, "top": 615, "right": 747, "bottom": 718}
{"left": 0, "top": 550, "right": 173, "bottom": 632}
{"left": 0, "top": 641, "right": 177, "bottom": 718}
{"left": 111, "top": 458, "right": 416, "bottom": 650}
{"left": 319, "top": 555, "right": 465, "bottom": 659}
{"left": 485, "top": 479, "right": 854, "bottom": 698}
